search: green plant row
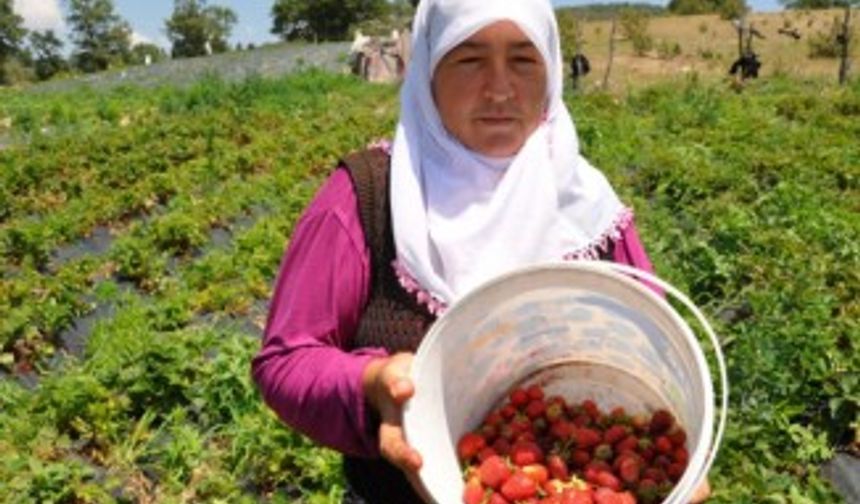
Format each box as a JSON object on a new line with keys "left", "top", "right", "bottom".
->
{"left": 1, "top": 71, "right": 397, "bottom": 369}
{"left": 569, "top": 76, "right": 858, "bottom": 502}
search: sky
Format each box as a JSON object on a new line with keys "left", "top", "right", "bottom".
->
{"left": 14, "top": 0, "right": 785, "bottom": 51}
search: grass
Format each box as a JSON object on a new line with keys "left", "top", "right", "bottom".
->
{"left": 0, "top": 69, "right": 857, "bottom": 502}
{"left": 562, "top": 8, "right": 857, "bottom": 93}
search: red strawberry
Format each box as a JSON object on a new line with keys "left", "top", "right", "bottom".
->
{"left": 526, "top": 399, "right": 547, "bottom": 419}
{"left": 510, "top": 416, "right": 533, "bottom": 436}
{"left": 550, "top": 420, "right": 576, "bottom": 440}
{"left": 594, "top": 470, "right": 622, "bottom": 491}
{"left": 479, "top": 455, "right": 511, "bottom": 489}
{"left": 526, "top": 384, "right": 545, "bottom": 401}
{"left": 604, "top": 425, "right": 629, "bottom": 445}
{"left": 511, "top": 440, "right": 544, "bottom": 466}
{"left": 522, "top": 463, "right": 549, "bottom": 485}
{"left": 544, "top": 478, "right": 565, "bottom": 496}
{"left": 575, "top": 427, "right": 602, "bottom": 449}
{"left": 571, "top": 449, "right": 591, "bottom": 468}
{"left": 458, "top": 432, "right": 487, "bottom": 461}
{"left": 649, "top": 409, "right": 675, "bottom": 435}
{"left": 673, "top": 446, "right": 689, "bottom": 465}
{"left": 572, "top": 413, "right": 593, "bottom": 427}
{"left": 562, "top": 488, "right": 596, "bottom": 504}
{"left": 667, "top": 462, "right": 686, "bottom": 482}
{"left": 615, "top": 434, "right": 639, "bottom": 453}
{"left": 586, "top": 460, "right": 612, "bottom": 474}
{"left": 515, "top": 431, "right": 537, "bottom": 444}
{"left": 642, "top": 467, "right": 667, "bottom": 484}
{"left": 610, "top": 406, "right": 627, "bottom": 420}
{"left": 481, "top": 422, "right": 499, "bottom": 440}
{"left": 501, "top": 404, "right": 517, "bottom": 419}
{"left": 485, "top": 410, "right": 504, "bottom": 426}
{"left": 593, "top": 487, "right": 624, "bottom": 504}
{"left": 582, "top": 399, "right": 600, "bottom": 419}
{"left": 617, "top": 491, "right": 637, "bottom": 504}
{"left": 501, "top": 470, "right": 539, "bottom": 500}
{"left": 477, "top": 446, "right": 498, "bottom": 462}
{"left": 489, "top": 492, "right": 511, "bottom": 504}
{"left": 510, "top": 388, "right": 530, "bottom": 408}
{"left": 639, "top": 446, "right": 656, "bottom": 463}
{"left": 463, "top": 476, "right": 485, "bottom": 504}
{"left": 492, "top": 437, "right": 511, "bottom": 456}
{"left": 668, "top": 427, "right": 687, "bottom": 447}
{"left": 618, "top": 456, "right": 641, "bottom": 484}
{"left": 655, "top": 435, "right": 673, "bottom": 455}
{"left": 547, "top": 453, "right": 570, "bottom": 480}
{"left": 653, "top": 454, "right": 672, "bottom": 469}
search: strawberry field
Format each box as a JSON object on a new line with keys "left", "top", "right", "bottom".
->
{"left": 0, "top": 70, "right": 857, "bottom": 502}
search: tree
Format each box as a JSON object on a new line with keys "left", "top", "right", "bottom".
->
{"left": 783, "top": 0, "right": 857, "bottom": 83}
{"left": 271, "top": 0, "right": 390, "bottom": 42}
{"left": 556, "top": 9, "right": 587, "bottom": 61}
{"left": 0, "top": 0, "right": 27, "bottom": 83}
{"left": 130, "top": 42, "right": 167, "bottom": 66}
{"left": 165, "top": 0, "right": 237, "bottom": 58}
{"left": 620, "top": 9, "right": 653, "bottom": 56}
{"left": 66, "top": 0, "right": 132, "bottom": 73}
{"left": 29, "top": 30, "right": 67, "bottom": 81}
{"left": 668, "top": 0, "right": 748, "bottom": 17}
{"left": 780, "top": 0, "right": 843, "bottom": 7}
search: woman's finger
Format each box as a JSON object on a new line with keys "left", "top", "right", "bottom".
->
{"left": 689, "top": 478, "right": 711, "bottom": 503}
{"left": 379, "top": 420, "right": 422, "bottom": 472}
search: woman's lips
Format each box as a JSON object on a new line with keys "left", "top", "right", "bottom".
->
{"left": 476, "top": 116, "right": 517, "bottom": 124}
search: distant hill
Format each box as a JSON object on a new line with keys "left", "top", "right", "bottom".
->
{"left": 556, "top": 3, "right": 669, "bottom": 19}
{"left": 21, "top": 42, "right": 352, "bottom": 95}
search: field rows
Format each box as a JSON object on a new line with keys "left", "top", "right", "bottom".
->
{"left": 0, "top": 71, "right": 857, "bottom": 502}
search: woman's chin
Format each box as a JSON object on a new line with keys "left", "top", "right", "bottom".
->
{"left": 470, "top": 138, "right": 524, "bottom": 158}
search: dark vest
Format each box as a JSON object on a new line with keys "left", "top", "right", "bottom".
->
{"left": 340, "top": 147, "right": 434, "bottom": 504}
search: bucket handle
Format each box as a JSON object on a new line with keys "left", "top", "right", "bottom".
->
{"left": 599, "top": 262, "right": 729, "bottom": 496}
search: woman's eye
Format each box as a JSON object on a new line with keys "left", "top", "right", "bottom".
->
{"left": 457, "top": 57, "right": 482, "bottom": 65}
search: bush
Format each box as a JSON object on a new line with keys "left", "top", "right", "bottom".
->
{"left": 807, "top": 16, "right": 856, "bottom": 59}
{"left": 621, "top": 9, "right": 654, "bottom": 56}
{"left": 658, "top": 40, "right": 683, "bottom": 59}
{"left": 0, "top": 58, "right": 34, "bottom": 86}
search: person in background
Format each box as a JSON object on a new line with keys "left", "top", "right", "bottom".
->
{"left": 252, "top": 0, "right": 712, "bottom": 502}
{"left": 571, "top": 51, "right": 591, "bottom": 90}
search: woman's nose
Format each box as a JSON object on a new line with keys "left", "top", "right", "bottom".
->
{"left": 484, "top": 61, "right": 515, "bottom": 103}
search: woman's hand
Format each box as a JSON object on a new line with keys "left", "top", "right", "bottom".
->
{"left": 362, "top": 352, "right": 431, "bottom": 501}
{"left": 690, "top": 477, "right": 711, "bottom": 503}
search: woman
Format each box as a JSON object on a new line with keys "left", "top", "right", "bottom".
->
{"left": 253, "top": 0, "right": 711, "bottom": 502}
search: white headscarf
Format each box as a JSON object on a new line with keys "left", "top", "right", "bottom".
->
{"left": 390, "top": 0, "right": 630, "bottom": 313}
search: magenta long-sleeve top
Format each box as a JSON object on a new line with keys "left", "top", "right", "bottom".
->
{"left": 251, "top": 167, "right": 658, "bottom": 459}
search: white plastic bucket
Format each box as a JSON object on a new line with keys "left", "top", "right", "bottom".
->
{"left": 403, "top": 262, "right": 728, "bottom": 504}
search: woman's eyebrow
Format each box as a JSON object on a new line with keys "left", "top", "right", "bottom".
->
{"left": 510, "top": 41, "right": 537, "bottom": 50}
{"left": 454, "top": 40, "right": 536, "bottom": 51}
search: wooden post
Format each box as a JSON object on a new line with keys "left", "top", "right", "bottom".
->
{"left": 603, "top": 15, "right": 618, "bottom": 91}
{"left": 838, "top": 4, "right": 852, "bottom": 85}
{"left": 735, "top": 17, "right": 745, "bottom": 59}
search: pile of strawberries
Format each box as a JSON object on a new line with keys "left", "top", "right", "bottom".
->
{"left": 457, "top": 384, "right": 689, "bottom": 504}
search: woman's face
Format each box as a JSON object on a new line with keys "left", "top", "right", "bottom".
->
{"left": 432, "top": 20, "right": 548, "bottom": 158}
